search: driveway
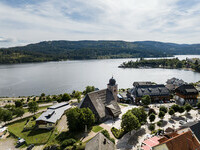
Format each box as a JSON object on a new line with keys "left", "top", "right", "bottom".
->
{"left": 0, "top": 137, "right": 18, "bottom": 150}
{"left": 57, "top": 115, "right": 68, "bottom": 132}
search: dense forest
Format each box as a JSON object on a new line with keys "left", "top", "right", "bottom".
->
{"left": 1, "top": 40, "right": 200, "bottom": 64}
{"left": 119, "top": 58, "right": 200, "bottom": 72}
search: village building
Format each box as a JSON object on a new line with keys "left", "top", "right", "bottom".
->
{"left": 130, "top": 82, "right": 171, "bottom": 104}
{"left": 174, "top": 84, "right": 198, "bottom": 106}
{"left": 152, "top": 130, "right": 200, "bottom": 150}
{"left": 36, "top": 102, "right": 71, "bottom": 129}
{"left": 142, "top": 129, "right": 200, "bottom": 150}
{"left": 165, "top": 77, "right": 187, "bottom": 92}
{"left": 85, "top": 132, "right": 115, "bottom": 150}
{"left": 79, "top": 77, "right": 121, "bottom": 122}
{"left": 117, "top": 92, "right": 131, "bottom": 103}
{"left": 189, "top": 121, "right": 200, "bottom": 142}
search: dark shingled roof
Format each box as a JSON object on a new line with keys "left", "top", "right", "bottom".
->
{"left": 79, "top": 89, "right": 121, "bottom": 120}
{"left": 133, "top": 84, "right": 170, "bottom": 98}
{"left": 190, "top": 121, "right": 200, "bottom": 142}
{"left": 175, "top": 84, "right": 198, "bottom": 95}
{"left": 133, "top": 81, "right": 152, "bottom": 87}
{"left": 85, "top": 133, "right": 115, "bottom": 150}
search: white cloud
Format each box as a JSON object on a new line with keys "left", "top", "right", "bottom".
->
{"left": 0, "top": 0, "right": 200, "bottom": 47}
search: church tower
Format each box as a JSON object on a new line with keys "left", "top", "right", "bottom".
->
{"left": 107, "top": 77, "right": 118, "bottom": 101}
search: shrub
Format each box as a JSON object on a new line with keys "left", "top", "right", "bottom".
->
{"left": 141, "top": 95, "right": 151, "bottom": 106}
{"left": 101, "top": 130, "right": 110, "bottom": 139}
{"left": 159, "top": 106, "right": 168, "bottom": 113}
{"left": 157, "top": 121, "right": 162, "bottom": 127}
{"left": 110, "top": 138, "right": 115, "bottom": 144}
{"left": 158, "top": 111, "right": 165, "bottom": 119}
{"left": 171, "top": 104, "right": 180, "bottom": 112}
{"left": 148, "top": 124, "right": 155, "bottom": 131}
{"left": 151, "top": 129, "right": 164, "bottom": 135}
{"left": 168, "top": 108, "right": 175, "bottom": 116}
{"left": 61, "top": 138, "right": 76, "bottom": 149}
{"left": 178, "top": 106, "right": 185, "bottom": 114}
{"left": 101, "top": 130, "right": 115, "bottom": 144}
{"left": 149, "top": 114, "right": 156, "bottom": 122}
{"left": 184, "top": 103, "right": 192, "bottom": 112}
{"left": 111, "top": 127, "right": 124, "bottom": 139}
{"left": 148, "top": 108, "right": 157, "bottom": 116}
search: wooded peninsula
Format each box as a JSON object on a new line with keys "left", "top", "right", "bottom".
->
{"left": 119, "top": 58, "right": 200, "bottom": 73}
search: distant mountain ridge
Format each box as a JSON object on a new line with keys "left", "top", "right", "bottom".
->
{"left": 1, "top": 40, "right": 200, "bottom": 64}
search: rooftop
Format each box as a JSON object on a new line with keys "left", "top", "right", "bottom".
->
{"left": 175, "top": 84, "right": 198, "bottom": 95}
{"left": 134, "top": 84, "right": 170, "bottom": 97}
{"left": 85, "top": 133, "right": 115, "bottom": 150}
{"left": 48, "top": 102, "right": 69, "bottom": 109}
{"left": 36, "top": 103, "right": 71, "bottom": 123}
{"left": 153, "top": 130, "right": 200, "bottom": 150}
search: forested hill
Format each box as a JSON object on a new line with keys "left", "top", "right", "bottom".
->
{"left": 1, "top": 40, "right": 200, "bottom": 64}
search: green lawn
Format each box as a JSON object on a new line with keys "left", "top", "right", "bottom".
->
{"left": 24, "top": 105, "right": 51, "bottom": 113}
{"left": 92, "top": 126, "right": 103, "bottom": 133}
{"left": 8, "top": 113, "right": 53, "bottom": 145}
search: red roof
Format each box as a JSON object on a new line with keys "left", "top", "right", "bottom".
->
{"left": 142, "top": 136, "right": 161, "bottom": 150}
{"left": 154, "top": 130, "right": 200, "bottom": 150}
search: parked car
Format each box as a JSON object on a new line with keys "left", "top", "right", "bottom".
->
{"left": 16, "top": 138, "right": 25, "bottom": 148}
{"left": 27, "top": 144, "right": 34, "bottom": 150}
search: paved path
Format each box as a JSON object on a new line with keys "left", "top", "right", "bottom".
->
{"left": 81, "top": 122, "right": 116, "bottom": 142}
{"left": 82, "top": 131, "right": 96, "bottom": 142}
{"left": 57, "top": 115, "right": 68, "bottom": 133}
{"left": 99, "top": 123, "right": 115, "bottom": 139}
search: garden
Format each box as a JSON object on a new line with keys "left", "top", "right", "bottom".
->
{"left": 8, "top": 113, "right": 54, "bottom": 145}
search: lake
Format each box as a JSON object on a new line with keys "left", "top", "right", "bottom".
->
{"left": 0, "top": 55, "right": 200, "bottom": 97}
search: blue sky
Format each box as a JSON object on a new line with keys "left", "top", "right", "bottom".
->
{"left": 0, "top": 0, "right": 200, "bottom": 47}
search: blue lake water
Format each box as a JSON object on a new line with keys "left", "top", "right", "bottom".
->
{"left": 0, "top": 55, "right": 200, "bottom": 97}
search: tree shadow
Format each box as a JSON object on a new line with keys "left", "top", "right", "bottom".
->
{"left": 172, "top": 116, "right": 185, "bottom": 121}
{"left": 56, "top": 130, "right": 86, "bottom": 142}
{"left": 115, "top": 128, "right": 146, "bottom": 149}
{"left": 27, "top": 128, "right": 52, "bottom": 136}
{"left": 185, "top": 113, "right": 193, "bottom": 119}
{"left": 160, "top": 120, "right": 168, "bottom": 127}
{"left": 169, "top": 119, "right": 175, "bottom": 124}
{"left": 128, "top": 128, "right": 146, "bottom": 146}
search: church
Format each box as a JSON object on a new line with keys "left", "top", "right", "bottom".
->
{"left": 79, "top": 77, "right": 121, "bottom": 122}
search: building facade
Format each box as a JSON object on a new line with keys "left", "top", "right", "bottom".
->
{"left": 79, "top": 77, "right": 121, "bottom": 122}
{"left": 131, "top": 82, "right": 171, "bottom": 104}
{"left": 175, "top": 84, "right": 198, "bottom": 106}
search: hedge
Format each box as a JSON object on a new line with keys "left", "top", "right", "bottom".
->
{"left": 111, "top": 127, "right": 124, "bottom": 139}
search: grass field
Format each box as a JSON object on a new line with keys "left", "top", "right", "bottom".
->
{"left": 24, "top": 105, "right": 50, "bottom": 113}
{"left": 8, "top": 113, "right": 53, "bottom": 145}
{"left": 92, "top": 126, "right": 103, "bottom": 133}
